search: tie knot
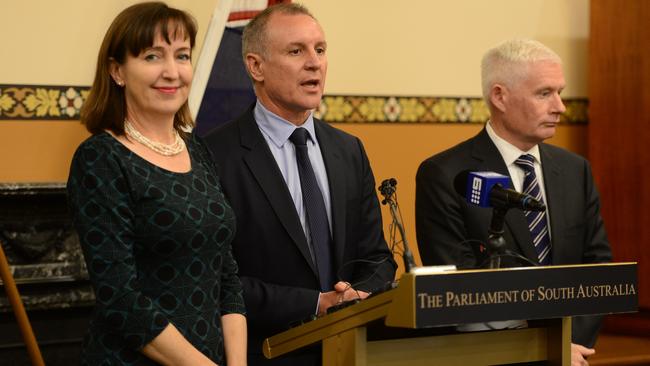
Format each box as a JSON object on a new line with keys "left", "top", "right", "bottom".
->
{"left": 289, "top": 128, "right": 310, "bottom": 146}
{"left": 515, "top": 154, "right": 536, "bottom": 172}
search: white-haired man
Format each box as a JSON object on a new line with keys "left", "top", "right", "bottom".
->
{"left": 415, "top": 39, "right": 612, "bottom": 366}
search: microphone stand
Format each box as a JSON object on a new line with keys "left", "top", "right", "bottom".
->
{"left": 485, "top": 207, "right": 540, "bottom": 268}
{"left": 379, "top": 179, "right": 417, "bottom": 273}
{"left": 486, "top": 207, "right": 508, "bottom": 269}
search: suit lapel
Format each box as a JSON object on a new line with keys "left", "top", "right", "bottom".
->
{"left": 237, "top": 111, "right": 318, "bottom": 276}
{"left": 539, "top": 144, "right": 564, "bottom": 264}
{"left": 314, "top": 121, "right": 347, "bottom": 270}
{"left": 471, "top": 129, "right": 539, "bottom": 262}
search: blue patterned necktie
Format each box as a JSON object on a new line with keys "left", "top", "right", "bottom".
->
{"left": 514, "top": 154, "right": 551, "bottom": 265}
{"left": 289, "top": 128, "right": 334, "bottom": 290}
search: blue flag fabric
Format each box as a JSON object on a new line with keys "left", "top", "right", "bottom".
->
{"left": 195, "top": 27, "right": 256, "bottom": 136}
{"left": 193, "top": 0, "right": 290, "bottom": 136}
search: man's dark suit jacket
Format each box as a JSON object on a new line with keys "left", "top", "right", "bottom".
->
{"left": 204, "top": 106, "right": 396, "bottom": 365}
{"left": 415, "top": 128, "right": 612, "bottom": 347}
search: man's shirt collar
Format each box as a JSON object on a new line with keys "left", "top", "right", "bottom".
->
{"left": 254, "top": 100, "right": 317, "bottom": 148}
{"left": 486, "top": 121, "right": 541, "bottom": 166}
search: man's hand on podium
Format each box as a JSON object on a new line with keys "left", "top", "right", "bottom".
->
{"left": 317, "top": 281, "right": 369, "bottom": 316}
{"left": 572, "top": 343, "right": 595, "bottom": 366}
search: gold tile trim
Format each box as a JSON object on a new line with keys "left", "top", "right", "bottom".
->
{"left": 315, "top": 95, "right": 588, "bottom": 124}
{"left": 0, "top": 85, "right": 588, "bottom": 124}
{"left": 0, "top": 85, "right": 89, "bottom": 120}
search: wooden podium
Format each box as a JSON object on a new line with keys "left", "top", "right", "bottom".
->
{"left": 263, "top": 263, "right": 638, "bottom": 366}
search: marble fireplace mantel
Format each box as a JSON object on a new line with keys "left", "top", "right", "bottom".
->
{"left": 0, "top": 183, "right": 94, "bottom": 312}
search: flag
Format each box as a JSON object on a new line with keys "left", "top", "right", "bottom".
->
{"left": 190, "top": 0, "right": 289, "bottom": 136}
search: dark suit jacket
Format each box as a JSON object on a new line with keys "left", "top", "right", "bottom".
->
{"left": 415, "top": 128, "right": 612, "bottom": 347}
{"left": 204, "top": 106, "right": 396, "bottom": 364}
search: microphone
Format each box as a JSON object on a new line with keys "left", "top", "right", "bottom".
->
{"left": 379, "top": 178, "right": 397, "bottom": 203}
{"left": 453, "top": 170, "right": 543, "bottom": 268}
{"left": 453, "top": 171, "right": 545, "bottom": 212}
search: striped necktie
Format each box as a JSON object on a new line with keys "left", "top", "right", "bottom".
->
{"left": 514, "top": 154, "right": 551, "bottom": 265}
{"left": 290, "top": 128, "right": 334, "bottom": 290}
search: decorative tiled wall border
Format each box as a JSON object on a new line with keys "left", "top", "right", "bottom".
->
{"left": 0, "top": 85, "right": 89, "bottom": 120}
{"left": 0, "top": 84, "right": 588, "bottom": 124}
{"left": 316, "top": 95, "right": 588, "bottom": 124}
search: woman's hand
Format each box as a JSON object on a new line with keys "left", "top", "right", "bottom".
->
{"left": 141, "top": 324, "right": 218, "bottom": 366}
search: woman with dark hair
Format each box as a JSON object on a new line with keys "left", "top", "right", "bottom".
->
{"left": 67, "top": 2, "right": 246, "bottom": 365}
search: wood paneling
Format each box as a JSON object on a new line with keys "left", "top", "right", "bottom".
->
{"left": 591, "top": 332, "right": 650, "bottom": 365}
{"left": 589, "top": 0, "right": 650, "bottom": 323}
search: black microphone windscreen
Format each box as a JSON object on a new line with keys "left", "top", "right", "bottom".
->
{"left": 453, "top": 170, "right": 471, "bottom": 198}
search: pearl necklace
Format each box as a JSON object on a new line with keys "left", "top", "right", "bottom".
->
{"left": 124, "top": 119, "right": 185, "bottom": 156}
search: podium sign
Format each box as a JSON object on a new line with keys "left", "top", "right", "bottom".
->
{"left": 265, "top": 263, "right": 637, "bottom": 365}
{"left": 387, "top": 263, "right": 637, "bottom": 328}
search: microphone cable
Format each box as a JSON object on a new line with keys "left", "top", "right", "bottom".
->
{"left": 335, "top": 256, "right": 394, "bottom": 294}
{"left": 455, "top": 238, "right": 539, "bottom": 268}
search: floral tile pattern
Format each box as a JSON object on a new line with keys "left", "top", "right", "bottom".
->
{"left": 315, "top": 95, "right": 588, "bottom": 124}
{"left": 0, "top": 85, "right": 587, "bottom": 124}
{"left": 0, "top": 85, "right": 89, "bottom": 120}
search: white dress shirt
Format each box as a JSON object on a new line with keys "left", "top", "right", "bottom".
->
{"left": 485, "top": 121, "right": 552, "bottom": 235}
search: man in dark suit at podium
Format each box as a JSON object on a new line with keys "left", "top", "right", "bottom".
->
{"left": 415, "top": 39, "right": 612, "bottom": 366}
{"left": 205, "top": 4, "right": 396, "bottom": 365}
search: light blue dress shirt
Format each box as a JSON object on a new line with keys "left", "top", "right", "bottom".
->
{"left": 254, "top": 101, "right": 333, "bottom": 256}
